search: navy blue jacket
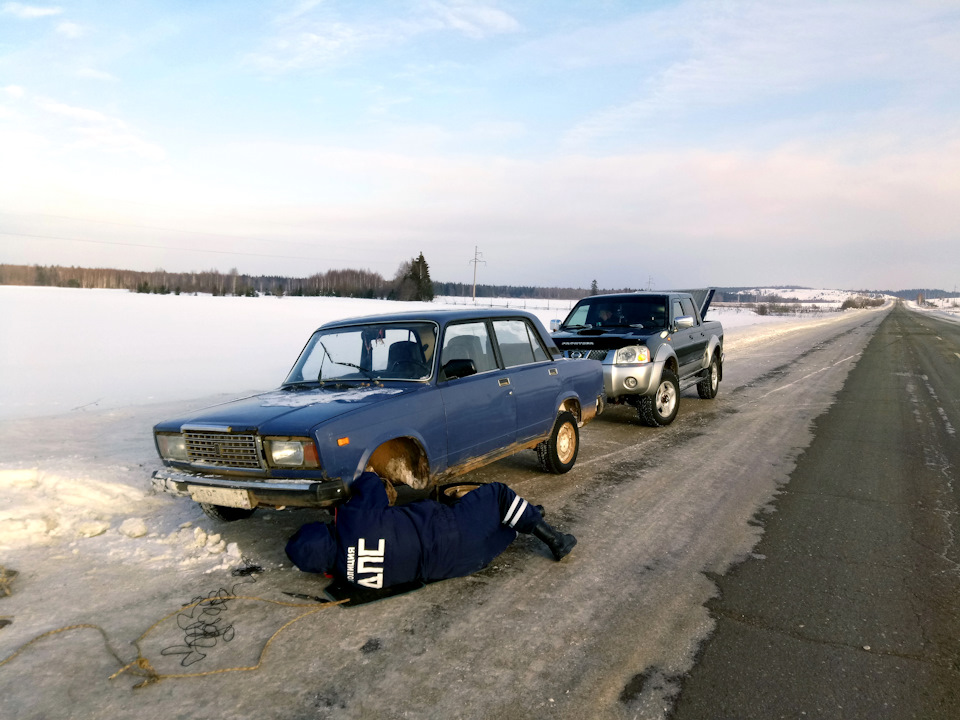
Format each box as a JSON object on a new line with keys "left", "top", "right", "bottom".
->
{"left": 286, "top": 472, "right": 542, "bottom": 588}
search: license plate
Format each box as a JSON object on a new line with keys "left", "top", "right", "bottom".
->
{"left": 189, "top": 486, "right": 255, "bottom": 509}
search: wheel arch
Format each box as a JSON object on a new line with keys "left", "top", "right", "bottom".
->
{"left": 361, "top": 435, "right": 431, "bottom": 490}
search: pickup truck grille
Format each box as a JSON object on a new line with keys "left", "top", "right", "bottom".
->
{"left": 566, "top": 349, "right": 608, "bottom": 361}
{"left": 184, "top": 431, "right": 262, "bottom": 469}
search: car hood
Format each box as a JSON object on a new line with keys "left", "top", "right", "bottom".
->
{"left": 552, "top": 326, "right": 662, "bottom": 350}
{"left": 154, "top": 384, "right": 417, "bottom": 435}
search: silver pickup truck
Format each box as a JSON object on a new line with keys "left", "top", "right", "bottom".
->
{"left": 550, "top": 289, "right": 723, "bottom": 426}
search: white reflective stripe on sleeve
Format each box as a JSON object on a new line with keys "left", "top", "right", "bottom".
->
{"left": 503, "top": 495, "right": 522, "bottom": 526}
{"left": 507, "top": 499, "right": 528, "bottom": 528}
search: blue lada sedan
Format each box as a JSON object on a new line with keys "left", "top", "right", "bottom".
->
{"left": 153, "top": 308, "right": 604, "bottom": 520}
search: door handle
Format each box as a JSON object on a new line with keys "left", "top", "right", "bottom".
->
{"left": 498, "top": 378, "right": 511, "bottom": 387}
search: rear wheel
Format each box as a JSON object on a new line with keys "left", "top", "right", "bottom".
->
{"left": 637, "top": 369, "right": 680, "bottom": 426}
{"left": 697, "top": 355, "right": 720, "bottom": 399}
{"left": 199, "top": 503, "right": 255, "bottom": 522}
{"left": 537, "top": 411, "right": 579, "bottom": 474}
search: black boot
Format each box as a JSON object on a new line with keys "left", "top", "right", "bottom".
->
{"left": 532, "top": 521, "right": 577, "bottom": 561}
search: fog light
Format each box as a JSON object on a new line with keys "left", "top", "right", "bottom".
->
{"left": 624, "top": 377, "right": 638, "bottom": 389}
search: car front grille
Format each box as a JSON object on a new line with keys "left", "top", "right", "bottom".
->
{"left": 184, "top": 431, "right": 263, "bottom": 469}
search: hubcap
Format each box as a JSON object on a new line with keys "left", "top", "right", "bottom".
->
{"left": 556, "top": 423, "right": 576, "bottom": 463}
{"left": 656, "top": 381, "right": 677, "bottom": 416}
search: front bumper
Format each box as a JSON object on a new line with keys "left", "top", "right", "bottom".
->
{"left": 152, "top": 469, "right": 347, "bottom": 509}
{"left": 603, "top": 359, "right": 664, "bottom": 399}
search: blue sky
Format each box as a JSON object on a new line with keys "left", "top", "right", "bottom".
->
{"left": 1, "top": 1, "right": 958, "bottom": 292}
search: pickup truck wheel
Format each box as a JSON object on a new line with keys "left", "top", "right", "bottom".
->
{"left": 537, "top": 411, "right": 579, "bottom": 474}
{"left": 199, "top": 503, "right": 255, "bottom": 522}
{"left": 697, "top": 355, "right": 720, "bottom": 399}
{"left": 637, "top": 369, "right": 680, "bottom": 426}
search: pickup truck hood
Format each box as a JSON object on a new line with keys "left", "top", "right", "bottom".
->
{"left": 552, "top": 326, "right": 662, "bottom": 349}
{"left": 154, "top": 385, "right": 414, "bottom": 435}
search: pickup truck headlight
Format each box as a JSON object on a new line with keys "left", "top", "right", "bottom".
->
{"left": 264, "top": 438, "right": 320, "bottom": 468}
{"left": 156, "top": 433, "right": 188, "bottom": 461}
{"left": 614, "top": 346, "right": 650, "bottom": 364}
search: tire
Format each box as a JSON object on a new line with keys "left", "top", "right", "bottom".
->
{"left": 199, "top": 502, "right": 255, "bottom": 522}
{"left": 537, "top": 411, "right": 580, "bottom": 474}
{"left": 637, "top": 369, "right": 680, "bottom": 426}
{"left": 697, "top": 355, "right": 720, "bottom": 399}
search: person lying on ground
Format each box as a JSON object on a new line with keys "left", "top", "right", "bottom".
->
{"left": 285, "top": 472, "right": 576, "bottom": 590}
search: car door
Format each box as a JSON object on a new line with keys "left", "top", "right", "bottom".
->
{"left": 490, "top": 318, "right": 560, "bottom": 443}
{"left": 676, "top": 296, "right": 708, "bottom": 375}
{"left": 437, "top": 320, "right": 517, "bottom": 466}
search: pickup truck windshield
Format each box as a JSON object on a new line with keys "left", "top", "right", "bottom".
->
{"left": 563, "top": 296, "right": 669, "bottom": 330}
{"left": 284, "top": 322, "right": 438, "bottom": 383}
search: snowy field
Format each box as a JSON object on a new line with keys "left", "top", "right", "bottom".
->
{"left": 0, "top": 285, "right": 902, "bottom": 567}
{"left": 0, "top": 286, "right": 824, "bottom": 421}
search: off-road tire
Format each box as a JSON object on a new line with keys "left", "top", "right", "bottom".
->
{"left": 537, "top": 411, "right": 579, "bottom": 474}
{"left": 199, "top": 503, "right": 256, "bottom": 522}
{"left": 637, "top": 369, "right": 680, "bottom": 426}
{"left": 697, "top": 355, "right": 720, "bottom": 399}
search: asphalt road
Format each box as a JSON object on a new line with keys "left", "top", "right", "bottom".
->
{"left": 6, "top": 303, "right": 957, "bottom": 720}
{"left": 671, "top": 302, "right": 960, "bottom": 719}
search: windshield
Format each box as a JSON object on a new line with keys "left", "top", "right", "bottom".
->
{"left": 284, "top": 322, "right": 437, "bottom": 384}
{"left": 562, "top": 296, "right": 669, "bottom": 330}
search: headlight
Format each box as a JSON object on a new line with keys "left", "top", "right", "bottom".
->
{"left": 264, "top": 438, "right": 320, "bottom": 468}
{"left": 614, "top": 346, "right": 650, "bottom": 364}
{"left": 156, "top": 433, "right": 188, "bottom": 461}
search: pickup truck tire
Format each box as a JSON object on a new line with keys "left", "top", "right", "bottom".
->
{"left": 697, "top": 355, "right": 720, "bottom": 399}
{"left": 537, "top": 411, "right": 579, "bottom": 474}
{"left": 199, "top": 503, "right": 256, "bottom": 522}
{"left": 637, "top": 369, "right": 680, "bottom": 426}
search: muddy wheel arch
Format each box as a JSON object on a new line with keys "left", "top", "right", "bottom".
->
{"left": 558, "top": 397, "right": 583, "bottom": 423}
{"left": 365, "top": 437, "right": 430, "bottom": 490}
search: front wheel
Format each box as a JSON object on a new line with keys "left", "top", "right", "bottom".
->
{"left": 697, "top": 355, "right": 720, "bottom": 399}
{"left": 537, "top": 411, "right": 580, "bottom": 474}
{"left": 199, "top": 503, "right": 255, "bottom": 522}
{"left": 637, "top": 369, "right": 680, "bottom": 426}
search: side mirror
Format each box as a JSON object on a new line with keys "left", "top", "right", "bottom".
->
{"left": 675, "top": 316, "right": 695, "bottom": 329}
{"left": 442, "top": 358, "right": 477, "bottom": 381}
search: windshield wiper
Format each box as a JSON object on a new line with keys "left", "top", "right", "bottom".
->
{"left": 316, "top": 340, "right": 377, "bottom": 383}
{"left": 561, "top": 324, "right": 593, "bottom": 330}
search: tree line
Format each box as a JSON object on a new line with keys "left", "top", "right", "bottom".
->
{"left": 0, "top": 261, "right": 599, "bottom": 301}
{"left": 2, "top": 263, "right": 945, "bottom": 301}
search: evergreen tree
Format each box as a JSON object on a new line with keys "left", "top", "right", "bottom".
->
{"left": 391, "top": 252, "right": 434, "bottom": 301}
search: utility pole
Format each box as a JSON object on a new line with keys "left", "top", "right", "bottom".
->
{"left": 469, "top": 246, "right": 486, "bottom": 302}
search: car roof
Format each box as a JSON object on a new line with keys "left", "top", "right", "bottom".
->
{"left": 575, "top": 292, "right": 670, "bottom": 302}
{"left": 317, "top": 306, "right": 542, "bottom": 330}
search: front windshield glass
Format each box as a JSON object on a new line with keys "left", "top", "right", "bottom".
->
{"left": 284, "top": 322, "right": 437, "bottom": 384}
{"left": 562, "top": 296, "right": 669, "bottom": 330}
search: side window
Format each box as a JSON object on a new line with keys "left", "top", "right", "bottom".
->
{"left": 671, "top": 300, "right": 684, "bottom": 324}
{"left": 440, "top": 322, "right": 497, "bottom": 373}
{"left": 493, "top": 319, "right": 549, "bottom": 367}
{"left": 680, "top": 298, "right": 698, "bottom": 323}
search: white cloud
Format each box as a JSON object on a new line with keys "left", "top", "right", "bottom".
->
{"left": 35, "top": 98, "right": 166, "bottom": 161}
{"left": 3, "top": 85, "right": 25, "bottom": 98}
{"left": 76, "top": 68, "right": 118, "bottom": 82}
{"left": 56, "top": 20, "right": 83, "bottom": 38}
{"left": 248, "top": 0, "right": 520, "bottom": 71}
{"left": 2, "top": 2, "right": 62, "bottom": 18}
{"left": 421, "top": 0, "right": 521, "bottom": 39}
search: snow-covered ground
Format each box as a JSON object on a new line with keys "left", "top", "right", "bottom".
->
{"left": 911, "top": 296, "right": 960, "bottom": 322}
